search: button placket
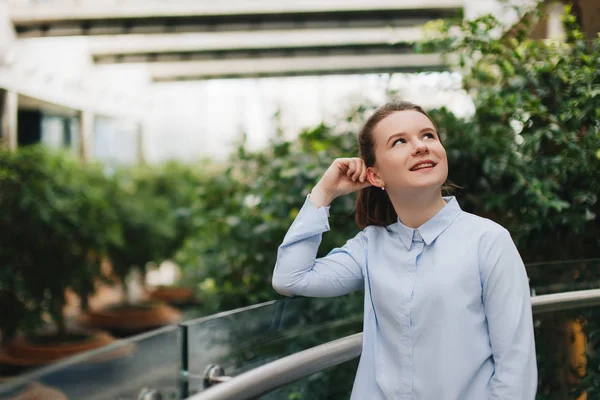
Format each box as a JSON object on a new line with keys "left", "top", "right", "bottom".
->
{"left": 408, "top": 231, "right": 425, "bottom": 398}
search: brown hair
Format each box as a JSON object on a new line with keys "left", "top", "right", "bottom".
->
{"left": 355, "top": 100, "right": 442, "bottom": 229}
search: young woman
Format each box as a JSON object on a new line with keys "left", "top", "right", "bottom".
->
{"left": 272, "top": 100, "right": 537, "bottom": 399}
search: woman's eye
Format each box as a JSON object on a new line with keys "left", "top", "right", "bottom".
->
{"left": 423, "top": 132, "right": 436, "bottom": 139}
{"left": 392, "top": 138, "right": 406, "bottom": 146}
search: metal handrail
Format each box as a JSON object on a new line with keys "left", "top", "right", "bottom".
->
{"left": 190, "top": 333, "right": 362, "bottom": 400}
{"left": 190, "top": 288, "right": 600, "bottom": 400}
{"left": 530, "top": 288, "right": 600, "bottom": 313}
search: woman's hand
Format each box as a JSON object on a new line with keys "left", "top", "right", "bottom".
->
{"left": 310, "top": 158, "right": 371, "bottom": 208}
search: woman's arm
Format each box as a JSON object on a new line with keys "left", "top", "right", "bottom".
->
{"left": 480, "top": 228, "right": 538, "bottom": 399}
{"left": 272, "top": 195, "right": 366, "bottom": 297}
{"left": 273, "top": 158, "right": 371, "bottom": 297}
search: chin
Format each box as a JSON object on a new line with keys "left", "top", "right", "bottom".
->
{"left": 399, "top": 183, "right": 444, "bottom": 195}
{"left": 408, "top": 177, "right": 446, "bottom": 190}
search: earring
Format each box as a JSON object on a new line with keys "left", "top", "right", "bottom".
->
{"left": 381, "top": 186, "right": 385, "bottom": 191}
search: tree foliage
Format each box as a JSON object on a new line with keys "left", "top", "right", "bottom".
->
{"left": 0, "top": 146, "right": 121, "bottom": 339}
{"left": 418, "top": 4, "right": 600, "bottom": 262}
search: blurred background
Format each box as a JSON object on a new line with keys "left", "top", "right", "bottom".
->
{"left": 0, "top": 0, "right": 599, "bottom": 399}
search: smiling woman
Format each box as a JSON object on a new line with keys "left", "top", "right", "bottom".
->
{"left": 272, "top": 100, "right": 538, "bottom": 400}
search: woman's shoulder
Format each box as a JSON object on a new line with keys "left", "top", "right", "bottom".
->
{"left": 360, "top": 223, "right": 395, "bottom": 239}
{"left": 453, "top": 210, "right": 509, "bottom": 237}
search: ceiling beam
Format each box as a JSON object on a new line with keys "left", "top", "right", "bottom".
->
{"left": 10, "top": 0, "right": 463, "bottom": 22}
{"left": 149, "top": 53, "right": 446, "bottom": 81}
{"left": 94, "top": 44, "right": 415, "bottom": 64}
{"left": 9, "top": 0, "right": 461, "bottom": 37}
{"left": 89, "top": 26, "right": 423, "bottom": 55}
{"left": 89, "top": 27, "right": 422, "bottom": 64}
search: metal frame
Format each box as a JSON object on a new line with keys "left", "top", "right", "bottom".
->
{"left": 190, "top": 288, "right": 600, "bottom": 400}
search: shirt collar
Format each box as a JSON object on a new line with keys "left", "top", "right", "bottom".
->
{"left": 387, "top": 196, "right": 462, "bottom": 249}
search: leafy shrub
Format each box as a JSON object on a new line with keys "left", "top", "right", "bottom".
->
{"left": 0, "top": 146, "right": 121, "bottom": 339}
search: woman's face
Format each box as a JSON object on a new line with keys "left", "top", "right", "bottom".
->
{"left": 369, "top": 110, "right": 448, "bottom": 193}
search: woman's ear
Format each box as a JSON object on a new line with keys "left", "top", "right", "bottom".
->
{"left": 366, "top": 167, "right": 385, "bottom": 189}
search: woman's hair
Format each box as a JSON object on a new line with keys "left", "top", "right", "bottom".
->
{"left": 355, "top": 100, "right": 441, "bottom": 229}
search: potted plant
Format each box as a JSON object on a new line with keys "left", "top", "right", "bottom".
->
{"left": 135, "top": 161, "right": 207, "bottom": 307}
{"left": 0, "top": 146, "right": 123, "bottom": 374}
{"left": 77, "top": 168, "right": 182, "bottom": 336}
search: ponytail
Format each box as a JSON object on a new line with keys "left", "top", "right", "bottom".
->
{"left": 355, "top": 186, "right": 397, "bottom": 229}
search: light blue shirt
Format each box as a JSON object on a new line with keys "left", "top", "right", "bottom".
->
{"left": 272, "top": 196, "right": 537, "bottom": 400}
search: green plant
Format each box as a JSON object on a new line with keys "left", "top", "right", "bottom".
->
{"left": 177, "top": 110, "right": 377, "bottom": 315}
{"left": 133, "top": 161, "right": 206, "bottom": 261}
{"left": 0, "top": 146, "right": 121, "bottom": 340}
{"left": 103, "top": 168, "right": 176, "bottom": 302}
{"left": 417, "top": 3, "right": 600, "bottom": 262}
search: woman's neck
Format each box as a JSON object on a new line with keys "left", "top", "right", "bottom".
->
{"left": 389, "top": 190, "right": 447, "bottom": 229}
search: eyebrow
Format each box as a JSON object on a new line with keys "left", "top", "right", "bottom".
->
{"left": 386, "top": 127, "right": 437, "bottom": 145}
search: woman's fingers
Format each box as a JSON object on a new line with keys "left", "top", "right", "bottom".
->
{"left": 359, "top": 161, "right": 368, "bottom": 183}
{"left": 351, "top": 159, "right": 361, "bottom": 181}
{"left": 334, "top": 157, "right": 367, "bottom": 184}
{"left": 341, "top": 158, "right": 366, "bottom": 182}
{"left": 348, "top": 159, "right": 356, "bottom": 180}
{"left": 350, "top": 159, "right": 359, "bottom": 179}
{"left": 345, "top": 159, "right": 355, "bottom": 178}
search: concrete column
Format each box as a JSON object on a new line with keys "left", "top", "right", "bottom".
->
{"left": 547, "top": 2, "right": 565, "bottom": 40}
{"left": 0, "top": 88, "right": 18, "bottom": 151}
{"left": 78, "top": 110, "right": 93, "bottom": 162}
{"left": 136, "top": 122, "right": 147, "bottom": 165}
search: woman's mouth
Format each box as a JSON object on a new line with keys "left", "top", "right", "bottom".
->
{"left": 410, "top": 161, "right": 436, "bottom": 171}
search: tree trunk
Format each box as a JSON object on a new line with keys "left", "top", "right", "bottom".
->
{"left": 51, "top": 294, "right": 67, "bottom": 340}
{"left": 120, "top": 274, "right": 129, "bottom": 305}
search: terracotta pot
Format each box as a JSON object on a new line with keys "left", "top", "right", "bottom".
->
{"left": 0, "top": 329, "right": 131, "bottom": 376}
{"left": 6, "top": 383, "right": 67, "bottom": 400}
{"left": 77, "top": 302, "right": 182, "bottom": 336}
{"left": 148, "top": 286, "right": 196, "bottom": 306}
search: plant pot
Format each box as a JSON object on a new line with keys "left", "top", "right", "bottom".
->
{"left": 76, "top": 302, "right": 182, "bottom": 337}
{"left": 148, "top": 285, "right": 197, "bottom": 307}
{"left": 5, "top": 382, "right": 67, "bottom": 400}
{"left": 0, "top": 330, "right": 127, "bottom": 376}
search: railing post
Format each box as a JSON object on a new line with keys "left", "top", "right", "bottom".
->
{"left": 179, "top": 324, "right": 189, "bottom": 399}
{"left": 271, "top": 300, "right": 285, "bottom": 331}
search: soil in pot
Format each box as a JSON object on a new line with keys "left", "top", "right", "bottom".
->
{"left": 148, "top": 286, "right": 198, "bottom": 307}
{"left": 5, "top": 382, "right": 67, "bottom": 400}
{"left": 76, "top": 301, "right": 182, "bottom": 337}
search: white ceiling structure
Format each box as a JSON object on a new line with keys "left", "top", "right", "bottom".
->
{"left": 2, "top": 0, "right": 541, "bottom": 161}
{"left": 7, "top": 0, "right": 463, "bottom": 81}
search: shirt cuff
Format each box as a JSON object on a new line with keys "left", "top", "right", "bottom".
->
{"left": 306, "top": 194, "right": 331, "bottom": 217}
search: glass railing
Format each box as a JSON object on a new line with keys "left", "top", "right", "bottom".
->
{"left": 0, "top": 294, "right": 363, "bottom": 399}
{"left": 180, "top": 294, "right": 363, "bottom": 397}
{"left": 189, "top": 261, "right": 600, "bottom": 400}
{"left": 257, "top": 359, "right": 359, "bottom": 400}
{"left": 535, "top": 303, "right": 600, "bottom": 399}
{"left": 2, "top": 260, "right": 600, "bottom": 399}
{"left": 263, "top": 300, "right": 600, "bottom": 400}
{"left": 528, "top": 259, "right": 600, "bottom": 296}
{"left": 0, "top": 325, "right": 179, "bottom": 400}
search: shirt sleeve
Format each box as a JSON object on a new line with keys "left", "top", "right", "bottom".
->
{"left": 272, "top": 195, "right": 365, "bottom": 297}
{"left": 480, "top": 228, "right": 538, "bottom": 400}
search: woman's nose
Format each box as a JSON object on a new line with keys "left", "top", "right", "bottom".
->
{"left": 412, "top": 140, "right": 429, "bottom": 155}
